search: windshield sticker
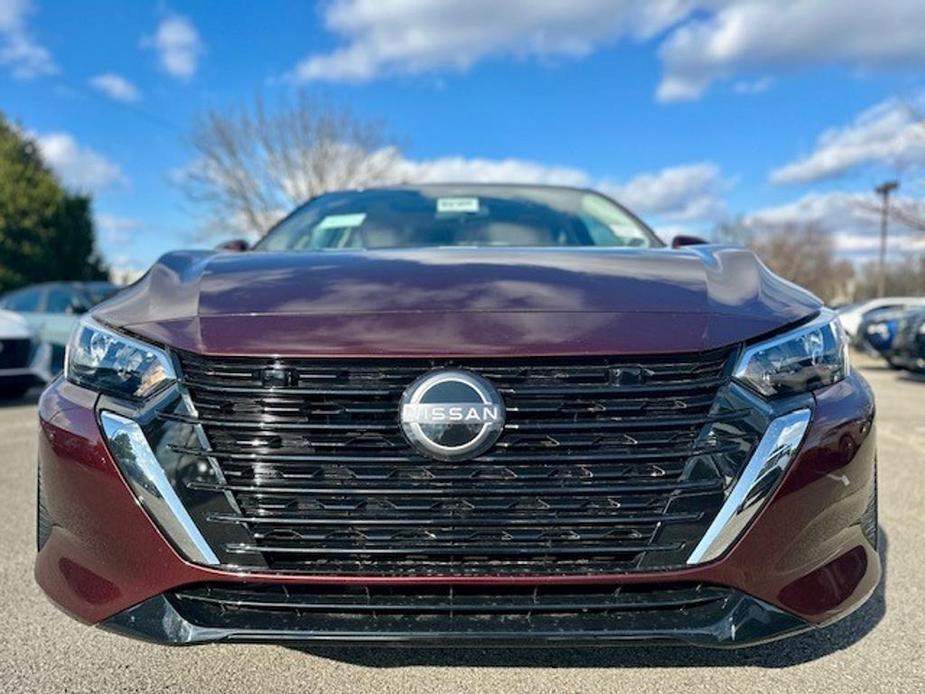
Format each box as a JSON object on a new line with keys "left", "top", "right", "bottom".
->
{"left": 317, "top": 213, "right": 367, "bottom": 230}
{"left": 437, "top": 197, "right": 480, "bottom": 213}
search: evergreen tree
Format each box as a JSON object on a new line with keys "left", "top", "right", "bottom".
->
{"left": 0, "top": 114, "right": 108, "bottom": 293}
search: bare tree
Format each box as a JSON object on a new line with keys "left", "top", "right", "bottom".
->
{"left": 182, "top": 91, "right": 400, "bottom": 238}
{"left": 855, "top": 255, "right": 925, "bottom": 299}
{"left": 890, "top": 191, "right": 925, "bottom": 233}
{"left": 854, "top": 182, "right": 925, "bottom": 234}
{"left": 714, "top": 219, "right": 855, "bottom": 304}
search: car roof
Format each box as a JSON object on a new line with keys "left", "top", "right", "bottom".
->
{"left": 349, "top": 182, "right": 601, "bottom": 195}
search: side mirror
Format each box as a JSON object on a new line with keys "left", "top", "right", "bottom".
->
{"left": 215, "top": 238, "right": 251, "bottom": 252}
{"left": 66, "top": 302, "right": 87, "bottom": 315}
{"left": 671, "top": 234, "right": 709, "bottom": 248}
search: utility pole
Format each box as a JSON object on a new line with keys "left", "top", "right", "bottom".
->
{"left": 875, "top": 180, "right": 899, "bottom": 298}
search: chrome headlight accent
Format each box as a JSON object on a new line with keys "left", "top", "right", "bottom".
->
{"left": 687, "top": 409, "right": 811, "bottom": 565}
{"left": 65, "top": 316, "right": 176, "bottom": 399}
{"left": 734, "top": 310, "right": 848, "bottom": 398}
{"left": 99, "top": 412, "right": 219, "bottom": 565}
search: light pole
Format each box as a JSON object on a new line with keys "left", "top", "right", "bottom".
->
{"left": 875, "top": 180, "right": 899, "bottom": 298}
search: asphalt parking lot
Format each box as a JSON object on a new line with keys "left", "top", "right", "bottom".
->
{"left": 1, "top": 354, "right": 922, "bottom": 693}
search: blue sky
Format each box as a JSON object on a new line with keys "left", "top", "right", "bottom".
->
{"left": 2, "top": 0, "right": 924, "bottom": 275}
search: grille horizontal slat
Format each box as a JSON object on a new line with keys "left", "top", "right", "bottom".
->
{"left": 178, "top": 379, "right": 726, "bottom": 398}
{"left": 216, "top": 463, "right": 688, "bottom": 484}
{"left": 207, "top": 511, "right": 703, "bottom": 527}
{"left": 188, "top": 478, "right": 724, "bottom": 496}
{"left": 231, "top": 492, "right": 679, "bottom": 515}
{"left": 497, "top": 379, "right": 726, "bottom": 397}
{"left": 250, "top": 558, "right": 648, "bottom": 576}
{"left": 160, "top": 412, "right": 398, "bottom": 431}
{"left": 179, "top": 383, "right": 400, "bottom": 397}
{"left": 163, "top": 411, "right": 744, "bottom": 431}
{"left": 170, "top": 442, "right": 742, "bottom": 464}
{"left": 174, "top": 349, "right": 750, "bottom": 576}
{"left": 175, "top": 590, "right": 720, "bottom": 613}
{"left": 505, "top": 411, "right": 747, "bottom": 431}
{"left": 224, "top": 542, "right": 683, "bottom": 557}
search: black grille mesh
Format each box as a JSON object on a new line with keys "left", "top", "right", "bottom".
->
{"left": 171, "top": 349, "right": 756, "bottom": 576}
{"left": 165, "top": 581, "right": 745, "bottom": 641}
{"left": 173, "top": 581, "right": 725, "bottom": 615}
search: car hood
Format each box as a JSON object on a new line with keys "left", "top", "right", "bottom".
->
{"left": 94, "top": 246, "right": 820, "bottom": 357}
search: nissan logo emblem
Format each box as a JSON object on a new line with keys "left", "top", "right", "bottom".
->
{"left": 399, "top": 369, "right": 506, "bottom": 461}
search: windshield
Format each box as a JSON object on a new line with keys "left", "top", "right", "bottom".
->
{"left": 255, "top": 186, "right": 660, "bottom": 251}
{"left": 81, "top": 282, "right": 119, "bottom": 305}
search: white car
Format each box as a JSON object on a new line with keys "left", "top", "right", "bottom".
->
{"left": 0, "top": 309, "right": 52, "bottom": 398}
{"left": 0, "top": 281, "right": 119, "bottom": 373}
{"left": 837, "top": 297, "right": 925, "bottom": 338}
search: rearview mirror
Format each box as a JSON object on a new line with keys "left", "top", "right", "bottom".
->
{"left": 215, "top": 239, "right": 251, "bottom": 252}
{"left": 671, "top": 234, "right": 708, "bottom": 248}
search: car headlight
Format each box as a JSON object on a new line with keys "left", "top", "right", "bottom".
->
{"left": 734, "top": 310, "right": 848, "bottom": 397}
{"left": 65, "top": 316, "right": 176, "bottom": 399}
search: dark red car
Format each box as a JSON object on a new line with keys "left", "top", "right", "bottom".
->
{"left": 36, "top": 185, "right": 879, "bottom": 647}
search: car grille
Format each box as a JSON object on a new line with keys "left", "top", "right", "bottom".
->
{"left": 172, "top": 581, "right": 726, "bottom": 616}
{"left": 0, "top": 338, "right": 32, "bottom": 369}
{"left": 167, "top": 581, "right": 733, "bottom": 638}
{"left": 168, "top": 349, "right": 759, "bottom": 576}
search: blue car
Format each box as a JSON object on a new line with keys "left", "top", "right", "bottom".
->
{"left": 855, "top": 306, "right": 921, "bottom": 368}
{"left": 889, "top": 307, "right": 925, "bottom": 373}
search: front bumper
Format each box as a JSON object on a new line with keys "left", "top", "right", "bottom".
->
{"left": 0, "top": 341, "right": 53, "bottom": 391}
{"left": 104, "top": 585, "right": 808, "bottom": 648}
{"left": 35, "top": 371, "right": 880, "bottom": 647}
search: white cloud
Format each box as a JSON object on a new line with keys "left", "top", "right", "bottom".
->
{"left": 292, "top": 0, "right": 693, "bottom": 82}
{"left": 391, "top": 155, "right": 727, "bottom": 222}
{"left": 771, "top": 97, "right": 925, "bottom": 184}
{"left": 657, "top": 0, "right": 925, "bottom": 102}
{"left": 744, "top": 191, "right": 873, "bottom": 229}
{"left": 35, "top": 132, "right": 125, "bottom": 192}
{"left": 107, "top": 254, "right": 147, "bottom": 285}
{"left": 393, "top": 155, "right": 591, "bottom": 187}
{"left": 89, "top": 73, "right": 141, "bottom": 103}
{"left": 828, "top": 232, "right": 925, "bottom": 254}
{"left": 602, "top": 162, "right": 728, "bottom": 221}
{"left": 742, "top": 191, "right": 925, "bottom": 257}
{"left": 145, "top": 14, "right": 203, "bottom": 80}
{"left": 96, "top": 213, "right": 138, "bottom": 244}
{"left": 292, "top": 1, "right": 925, "bottom": 101}
{"left": 0, "top": 0, "right": 55, "bottom": 78}
{"left": 731, "top": 76, "right": 772, "bottom": 95}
